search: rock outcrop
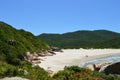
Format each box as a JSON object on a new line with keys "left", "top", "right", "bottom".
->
{"left": 85, "top": 62, "right": 112, "bottom": 72}
{"left": 94, "top": 62, "right": 112, "bottom": 71}
{"left": 85, "top": 62, "right": 120, "bottom": 75}
{"left": 24, "top": 50, "right": 57, "bottom": 65}
{"left": 24, "top": 52, "right": 41, "bottom": 64}
{"left": 51, "top": 47, "right": 63, "bottom": 52}
{"left": 104, "top": 62, "right": 120, "bottom": 75}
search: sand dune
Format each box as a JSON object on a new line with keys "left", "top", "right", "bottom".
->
{"left": 39, "top": 49, "right": 120, "bottom": 73}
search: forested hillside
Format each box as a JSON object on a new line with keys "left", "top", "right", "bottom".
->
{"left": 38, "top": 30, "right": 120, "bottom": 48}
{"left": 0, "top": 21, "right": 54, "bottom": 79}
{"left": 0, "top": 21, "right": 50, "bottom": 65}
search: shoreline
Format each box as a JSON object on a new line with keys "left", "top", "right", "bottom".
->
{"left": 79, "top": 52, "right": 120, "bottom": 64}
{"left": 79, "top": 52, "right": 120, "bottom": 67}
{"left": 38, "top": 49, "right": 120, "bottom": 73}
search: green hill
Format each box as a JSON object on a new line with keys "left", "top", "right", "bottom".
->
{"left": 0, "top": 21, "right": 50, "bottom": 65}
{"left": 0, "top": 21, "right": 53, "bottom": 79}
{"left": 38, "top": 30, "right": 120, "bottom": 48}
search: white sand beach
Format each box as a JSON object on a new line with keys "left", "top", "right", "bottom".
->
{"left": 39, "top": 49, "right": 120, "bottom": 73}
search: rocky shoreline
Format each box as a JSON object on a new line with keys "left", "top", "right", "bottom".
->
{"left": 24, "top": 47, "right": 62, "bottom": 66}
{"left": 86, "top": 62, "right": 120, "bottom": 75}
{"left": 24, "top": 49, "right": 120, "bottom": 76}
{"left": 24, "top": 51, "right": 56, "bottom": 65}
{"left": 38, "top": 49, "right": 120, "bottom": 75}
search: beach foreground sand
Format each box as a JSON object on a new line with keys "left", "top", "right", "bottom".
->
{"left": 39, "top": 49, "right": 120, "bottom": 73}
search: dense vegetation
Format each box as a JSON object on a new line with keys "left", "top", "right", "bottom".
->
{"left": 38, "top": 30, "right": 120, "bottom": 48}
{"left": 1, "top": 63, "right": 120, "bottom": 80}
{"left": 0, "top": 21, "right": 52, "bottom": 79}
{"left": 0, "top": 21, "right": 50, "bottom": 65}
{"left": 53, "top": 66, "right": 120, "bottom": 80}
{"left": 0, "top": 61, "right": 52, "bottom": 80}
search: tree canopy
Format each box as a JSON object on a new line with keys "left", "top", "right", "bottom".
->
{"left": 38, "top": 30, "right": 120, "bottom": 48}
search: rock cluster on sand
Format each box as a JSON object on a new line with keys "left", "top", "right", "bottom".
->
{"left": 86, "top": 62, "right": 112, "bottom": 72}
{"left": 86, "top": 62, "right": 120, "bottom": 75}
{"left": 51, "top": 47, "right": 63, "bottom": 52}
{"left": 24, "top": 51, "right": 56, "bottom": 65}
{"left": 104, "top": 62, "right": 120, "bottom": 75}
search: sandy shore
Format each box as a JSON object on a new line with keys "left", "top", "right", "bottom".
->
{"left": 38, "top": 49, "right": 120, "bottom": 73}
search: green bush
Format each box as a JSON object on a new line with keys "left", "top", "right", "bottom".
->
{"left": 53, "top": 66, "right": 120, "bottom": 80}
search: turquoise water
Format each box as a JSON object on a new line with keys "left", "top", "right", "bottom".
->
{"left": 80, "top": 55, "right": 120, "bottom": 67}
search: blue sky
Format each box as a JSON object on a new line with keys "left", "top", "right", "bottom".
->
{"left": 0, "top": 0, "right": 120, "bottom": 35}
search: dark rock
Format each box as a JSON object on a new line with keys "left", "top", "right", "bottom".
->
{"left": 93, "top": 64, "right": 100, "bottom": 71}
{"left": 7, "top": 39, "right": 16, "bottom": 46}
{"left": 104, "top": 62, "right": 120, "bottom": 75}
{"left": 85, "top": 62, "right": 112, "bottom": 72}
{"left": 94, "top": 62, "right": 112, "bottom": 71}
{"left": 51, "top": 47, "right": 62, "bottom": 52}
{"left": 32, "top": 56, "right": 40, "bottom": 60}
{"left": 48, "top": 50, "right": 56, "bottom": 55}
{"left": 99, "top": 65, "right": 108, "bottom": 73}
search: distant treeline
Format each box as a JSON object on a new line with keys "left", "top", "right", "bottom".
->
{"left": 38, "top": 30, "right": 120, "bottom": 48}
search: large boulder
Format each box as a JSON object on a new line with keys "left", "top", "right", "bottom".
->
{"left": 51, "top": 47, "right": 62, "bottom": 52}
{"left": 85, "top": 62, "right": 112, "bottom": 71}
{"left": 104, "top": 62, "right": 120, "bottom": 75}
{"left": 25, "top": 52, "right": 41, "bottom": 64}
{"left": 99, "top": 65, "right": 109, "bottom": 73}
{"left": 94, "top": 62, "right": 112, "bottom": 71}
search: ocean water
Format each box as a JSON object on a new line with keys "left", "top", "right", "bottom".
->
{"left": 80, "top": 55, "right": 120, "bottom": 67}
